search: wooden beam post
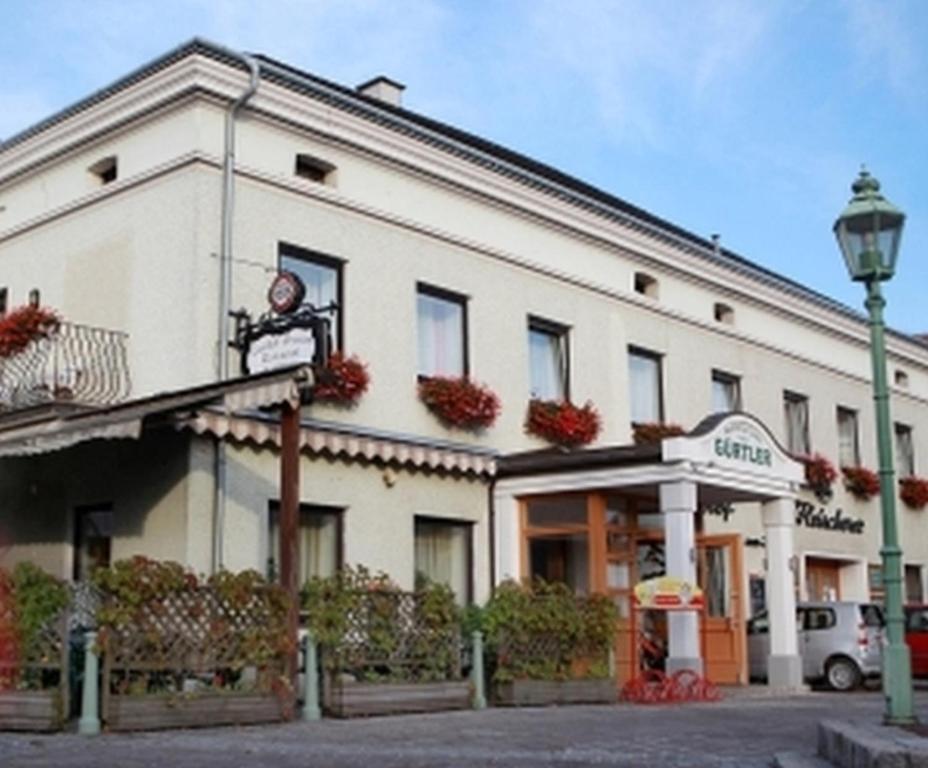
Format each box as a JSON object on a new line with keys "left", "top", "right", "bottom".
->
{"left": 279, "top": 400, "right": 301, "bottom": 703}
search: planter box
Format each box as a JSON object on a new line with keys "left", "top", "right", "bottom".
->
{"left": 0, "top": 690, "right": 64, "bottom": 731}
{"left": 493, "top": 678, "right": 617, "bottom": 707}
{"left": 323, "top": 678, "right": 472, "bottom": 718}
{"left": 105, "top": 692, "right": 285, "bottom": 732}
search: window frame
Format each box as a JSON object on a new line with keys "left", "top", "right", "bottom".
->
{"left": 783, "top": 390, "right": 811, "bottom": 456}
{"left": 416, "top": 282, "right": 469, "bottom": 380}
{"left": 895, "top": 423, "right": 916, "bottom": 477}
{"left": 413, "top": 515, "right": 474, "bottom": 604}
{"left": 277, "top": 242, "right": 344, "bottom": 350}
{"left": 527, "top": 315, "right": 570, "bottom": 401}
{"left": 73, "top": 503, "right": 113, "bottom": 581}
{"left": 836, "top": 406, "right": 861, "bottom": 468}
{"left": 711, "top": 369, "right": 741, "bottom": 413}
{"left": 628, "top": 345, "right": 664, "bottom": 425}
{"left": 267, "top": 501, "right": 344, "bottom": 583}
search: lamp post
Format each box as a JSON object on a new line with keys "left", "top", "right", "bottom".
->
{"left": 833, "top": 168, "right": 914, "bottom": 724}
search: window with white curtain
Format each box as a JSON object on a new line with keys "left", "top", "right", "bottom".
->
{"left": 711, "top": 370, "right": 741, "bottom": 413}
{"left": 414, "top": 518, "right": 472, "bottom": 604}
{"left": 628, "top": 347, "right": 662, "bottom": 424}
{"left": 896, "top": 423, "right": 915, "bottom": 477}
{"left": 528, "top": 318, "right": 568, "bottom": 400}
{"left": 279, "top": 243, "right": 342, "bottom": 347}
{"left": 268, "top": 503, "right": 342, "bottom": 584}
{"left": 836, "top": 407, "right": 860, "bottom": 467}
{"left": 417, "top": 285, "right": 466, "bottom": 378}
{"left": 73, "top": 505, "right": 113, "bottom": 581}
{"left": 783, "top": 391, "right": 810, "bottom": 455}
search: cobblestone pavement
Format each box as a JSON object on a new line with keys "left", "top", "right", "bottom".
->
{"left": 2, "top": 689, "right": 927, "bottom": 768}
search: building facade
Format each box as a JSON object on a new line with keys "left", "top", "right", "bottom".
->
{"left": 1, "top": 39, "right": 927, "bottom": 685}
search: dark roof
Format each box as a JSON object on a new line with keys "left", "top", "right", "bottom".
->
{"left": 497, "top": 442, "right": 662, "bottom": 479}
{"left": 2, "top": 38, "right": 925, "bottom": 350}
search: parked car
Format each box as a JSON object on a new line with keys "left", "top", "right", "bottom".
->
{"left": 747, "top": 602, "right": 884, "bottom": 691}
{"left": 905, "top": 605, "right": 928, "bottom": 677}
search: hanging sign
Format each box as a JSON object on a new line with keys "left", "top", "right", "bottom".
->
{"left": 245, "top": 327, "right": 316, "bottom": 375}
{"left": 633, "top": 577, "right": 705, "bottom": 611}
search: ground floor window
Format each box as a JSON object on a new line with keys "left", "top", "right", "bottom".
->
{"left": 906, "top": 564, "right": 924, "bottom": 603}
{"left": 523, "top": 496, "right": 590, "bottom": 595}
{"left": 868, "top": 564, "right": 885, "bottom": 604}
{"left": 268, "top": 503, "right": 342, "bottom": 584}
{"left": 73, "top": 504, "right": 113, "bottom": 581}
{"left": 414, "top": 517, "right": 472, "bottom": 604}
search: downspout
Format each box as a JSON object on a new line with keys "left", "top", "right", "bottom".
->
{"left": 213, "top": 53, "right": 260, "bottom": 572}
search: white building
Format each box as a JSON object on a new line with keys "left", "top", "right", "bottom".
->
{"left": 1, "top": 39, "right": 927, "bottom": 687}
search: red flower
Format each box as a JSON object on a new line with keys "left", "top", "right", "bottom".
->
{"left": 631, "top": 422, "right": 686, "bottom": 445}
{"left": 797, "top": 453, "right": 838, "bottom": 500}
{"left": 418, "top": 376, "right": 500, "bottom": 431}
{"left": 525, "top": 399, "right": 600, "bottom": 448}
{"left": 900, "top": 476, "right": 928, "bottom": 510}
{"left": 313, "top": 353, "right": 370, "bottom": 405}
{"left": 841, "top": 465, "right": 880, "bottom": 501}
{"left": 0, "top": 306, "right": 59, "bottom": 359}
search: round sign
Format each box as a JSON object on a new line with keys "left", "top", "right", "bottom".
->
{"left": 267, "top": 271, "right": 306, "bottom": 315}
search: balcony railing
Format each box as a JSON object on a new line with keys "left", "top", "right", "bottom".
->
{"left": 0, "top": 321, "right": 130, "bottom": 411}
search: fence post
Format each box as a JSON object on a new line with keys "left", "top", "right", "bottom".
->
{"left": 471, "top": 630, "right": 487, "bottom": 710}
{"left": 608, "top": 646, "right": 616, "bottom": 679}
{"left": 78, "top": 630, "right": 101, "bottom": 736}
{"left": 302, "top": 630, "right": 321, "bottom": 721}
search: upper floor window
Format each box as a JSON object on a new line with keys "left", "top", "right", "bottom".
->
{"left": 528, "top": 317, "right": 569, "bottom": 400}
{"left": 628, "top": 347, "right": 663, "bottom": 424}
{"left": 294, "top": 154, "right": 336, "bottom": 184}
{"left": 836, "top": 407, "right": 860, "bottom": 467}
{"left": 88, "top": 155, "right": 118, "bottom": 185}
{"left": 714, "top": 302, "right": 734, "bottom": 325}
{"left": 278, "top": 243, "right": 342, "bottom": 348}
{"left": 417, "top": 284, "right": 467, "bottom": 378}
{"left": 896, "top": 423, "right": 915, "bottom": 477}
{"left": 0, "top": 287, "right": 7, "bottom": 316}
{"left": 783, "top": 391, "right": 810, "bottom": 455}
{"left": 633, "top": 272, "right": 659, "bottom": 299}
{"left": 711, "top": 370, "right": 741, "bottom": 413}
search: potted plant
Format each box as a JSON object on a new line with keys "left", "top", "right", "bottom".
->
{"left": 799, "top": 453, "right": 838, "bottom": 502}
{"left": 418, "top": 376, "right": 500, "bottom": 431}
{"left": 313, "top": 353, "right": 370, "bottom": 406}
{"left": 841, "top": 465, "right": 880, "bottom": 501}
{"left": 631, "top": 422, "right": 686, "bottom": 445}
{"left": 900, "top": 476, "right": 928, "bottom": 511}
{"left": 524, "top": 399, "right": 601, "bottom": 448}
{"left": 0, "top": 305, "right": 59, "bottom": 358}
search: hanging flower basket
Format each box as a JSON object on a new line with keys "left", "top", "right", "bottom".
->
{"left": 525, "top": 399, "right": 601, "bottom": 449}
{"left": 631, "top": 422, "right": 686, "bottom": 445}
{"left": 900, "top": 476, "right": 928, "bottom": 511}
{"left": 418, "top": 376, "right": 500, "bottom": 432}
{"left": 841, "top": 465, "right": 880, "bottom": 502}
{"left": 312, "top": 353, "right": 370, "bottom": 406}
{"left": 798, "top": 453, "right": 838, "bottom": 502}
{"left": 0, "top": 306, "right": 60, "bottom": 358}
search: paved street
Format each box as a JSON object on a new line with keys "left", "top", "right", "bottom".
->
{"left": 2, "top": 689, "right": 928, "bottom": 767}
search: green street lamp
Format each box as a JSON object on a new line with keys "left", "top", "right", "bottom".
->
{"left": 834, "top": 168, "right": 914, "bottom": 725}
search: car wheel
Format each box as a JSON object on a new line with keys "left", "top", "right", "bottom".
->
{"left": 825, "top": 657, "right": 862, "bottom": 691}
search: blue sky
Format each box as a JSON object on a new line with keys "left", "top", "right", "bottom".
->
{"left": 2, "top": 1, "right": 926, "bottom": 334}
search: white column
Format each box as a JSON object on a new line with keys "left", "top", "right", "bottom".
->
{"left": 761, "top": 497, "right": 803, "bottom": 690}
{"left": 660, "top": 481, "right": 702, "bottom": 675}
{"left": 493, "top": 490, "right": 521, "bottom": 586}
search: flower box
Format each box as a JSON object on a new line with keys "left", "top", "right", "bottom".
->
{"left": 900, "top": 476, "right": 928, "bottom": 511}
{"left": 0, "top": 690, "right": 65, "bottom": 732}
{"left": 104, "top": 691, "right": 286, "bottom": 731}
{"left": 313, "top": 353, "right": 370, "bottom": 406}
{"left": 799, "top": 453, "right": 838, "bottom": 502}
{"left": 631, "top": 422, "right": 686, "bottom": 445}
{"left": 0, "top": 306, "right": 59, "bottom": 359}
{"left": 842, "top": 465, "right": 880, "bottom": 501}
{"left": 322, "top": 677, "right": 472, "bottom": 718}
{"left": 418, "top": 376, "right": 500, "bottom": 431}
{"left": 492, "top": 678, "right": 616, "bottom": 707}
{"left": 525, "top": 399, "right": 601, "bottom": 448}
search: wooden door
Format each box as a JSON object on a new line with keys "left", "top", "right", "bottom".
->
{"left": 805, "top": 558, "right": 841, "bottom": 601}
{"left": 697, "top": 534, "right": 746, "bottom": 684}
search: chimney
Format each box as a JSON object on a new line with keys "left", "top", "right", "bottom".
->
{"left": 710, "top": 233, "right": 721, "bottom": 257}
{"left": 356, "top": 76, "right": 405, "bottom": 107}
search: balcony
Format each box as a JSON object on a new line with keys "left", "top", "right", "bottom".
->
{"left": 0, "top": 321, "right": 130, "bottom": 415}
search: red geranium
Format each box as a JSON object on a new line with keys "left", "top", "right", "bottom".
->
{"left": 418, "top": 376, "right": 500, "bottom": 431}
{"left": 631, "top": 422, "right": 686, "bottom": 445}
{"left": 313, "top": 353, "right": 370, "bottom": 406}
{"left": 841, "top": 465, "right": 880, "bottom": 501}
{"left": 900, "top": 476, "right": 928, "bottom": 510}
{"left": 798, "top": 453, "right": 838, "bottom": 501}
{"left": 0, "top": 306, "right": 59, "bottom": 358}
{"left": 525, "top": 399, "right": 601, "bottom": 448}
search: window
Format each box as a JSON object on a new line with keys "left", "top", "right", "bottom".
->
{"left": 628, "top": 347, "right": 663, "bottom": 424}
{"left": 417, "top": 284, "right": 467, "bottom": 378}
{"left": 279, "top": 243, "right": 342, "bottom": 348}
{"left": 528, "top": 317, "right": 569, "bottom": 400}
{"left": 783, "top": 391, "right": 810, "bottom": 455}
{"left": 268, "top": 503, "right": 342, "bottom": 584}
{"left": 895, "top": 369, "right": 910, "bottom": 388}
{"left": 714, "top": 302, "right": 734, "bottom": 324}
{"left": 906, "top": 565, "right": 924, "bottom": 604}
{"left": 836, "top": 407, "right": 860, "bottom": 467}
{"left": 28, "top": 288, "right": 40, "bottom": 308}
{"left": 294, "top": 154, "right": 335, "bottom": 184}
{"left": 414, "top": 517, "right": 473, "bottom": 604}
{"left": 711, "top": 370, "right": 741, "bottom": 413}
{"left": 803, "top": 607, "right": 837, "bottom": 631}
{"left": 633, "top": 272, "right": 658, "bottom": 298}
{"left": 896, "top": 423, "right": 915, "bottom": 477}
{"left": 88, "top": 155, "right": 117, "bottom": 185}
{"left": 0, "top": 287, "right": 7, "bottom": 316}
{"left": 524, "top": 496, "right": 590, "bottom": 596}
{"left": 73, "top": 505, "right": 113, "bottom": 581}
{"left": 868, "top": 564, "right": 884, "bottom": 604}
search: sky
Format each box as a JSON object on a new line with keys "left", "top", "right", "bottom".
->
{"left": 2, "top": 0, "right": 926, "bottom": 334}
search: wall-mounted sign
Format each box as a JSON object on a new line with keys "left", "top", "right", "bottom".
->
{"left": 713, "top": 433, "right": 772, "bottom": 467}
{"left": 702, "top": 502, "right": 735, "bottom": 522}
{"left": 633, "top": 576, "right": 705, "bottom": 611}
{"left": 795, "top": 499, "right": 865, "bottom": 535}
{"left": 267, "top": 271, "right": 305, "bottom": 315}
{"left": 245, "top": 327, "right": 316, "bottom": 375}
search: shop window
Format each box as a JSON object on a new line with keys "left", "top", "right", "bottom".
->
{"left": 783, "top": 391, "right": 810, "bottom": 455}
{"left": 868, "top": 564, "right": 885, "bottom": 604}
{"left": 417, "top": 283, "right": 467, "bottom": 378}
{"left": 414, "top": 517, "right": 473, "bottom": 604}
{"left": 73, "top": 504, "right": 113, "bottom": 581}
{"left": 714, "top": 302, "right": 734, "bottom": 325}
{"left": 267, "top": 503, "right": 342, "bottom": 584}
{"left": 279, "top": 243, "right": 342, "bottom": 348}
{"left": 528, "top": 316, "right": 569, "bottom": 400}
{"left": 633, "top": 272, "right": 659, "bottom": 299}
{"left": 524, "top": 496, "right": 590, "bottom": 595}
{"left": 895, "top": 423, "right": 915, "bottom": 477}
{"left": 294, "top": 153, "right": 336, "bottom": 184}
{"left": 711, "top": 370, "right": 741, "bottom": 413}
{"left": 628, "top": 346, "right": 663, "bottom": 425}
{"left": 906, "top": 565, "right": 924, "bottom": 604}
{"left": 836, "top": 407, "right": 860, "bottom": 467}
{"left": 88, "top": 155, "right": 118, "bottom": 185}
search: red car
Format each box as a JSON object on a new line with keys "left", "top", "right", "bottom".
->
{"left": 905, "top": 605, "right": 928, "bottom": 676}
